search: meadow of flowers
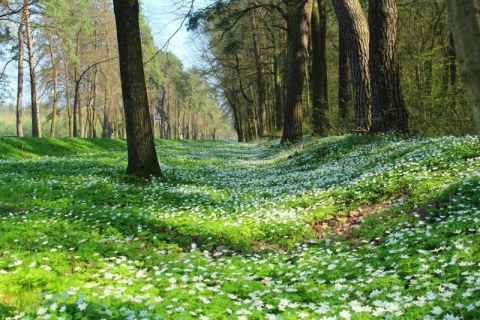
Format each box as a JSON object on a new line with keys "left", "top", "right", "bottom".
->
{"left": 0, "top": 134, "right": 479, "bottom": 319}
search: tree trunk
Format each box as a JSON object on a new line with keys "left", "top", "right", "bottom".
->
{"left": 102, "top": 9, "right": 114, "bottom": 139}
{"left": 281, "top": 0, "right": 314, "bottom": 143}
{"left": 446, "top": 0, "right": 480, "bottom": 142}
{"left": 274, "top": 53, "right": 283, "bottom": 131}
{"left": 250, "top": 10, "right": 268, "bottom": 137}
{"left": 311, "top": 0, "right": 329, "bottom": 136}
{"left": 113, "top": 0, "right": 162, "bottom": 177}
{"left": 103, "top": 80, "right": 113, "bottom": 138}
{"left": 368, "top": 0, "right": 408, "bottom": 133}
{"left": 73, "top": 65, "right": 80, "bottom": 137}
{"left": 62, "top": 53, "right": 73, "bottom": 137}
{"left": 338, "top": 29, "right": 353, "bottom": 122}
{"left": 48, "top": 31, "right": 59, "bottom": 138}
{"left": 24, "top": 0, "right": 41, "bottom": 137}
{"left": 16, "top": 11, "right": 24, "bottom": 137}
{"left": 332, "top": 0, "right": 371, "bottom": 131}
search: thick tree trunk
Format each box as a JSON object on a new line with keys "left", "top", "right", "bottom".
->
{"left": 332, "top": 0, "right": 371, "bottom": 131}
{"left": 311, "top": 0, "right": 329, "bottom": 136}
{"left": 446, "top": 0, "right": 480, "bottom": 142}
{"left": 16, "top": 12, "right": 24, "bottom": 137}
{"left": 24, "top": 0, "right": 41, "bottom": 137}
{"left": 282, "top": 0, "right": 314, "bottom": 143}
{"left": 113, "top": 0, "right": 162, "bottom": 177}
{"left": 368, "top": 0, "right": 408, "bottom": 133}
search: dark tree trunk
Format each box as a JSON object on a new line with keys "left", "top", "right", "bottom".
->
{"left": 446, "top": 0, "right": 480, "bottom": 142}
{"left": 282, "top": 0, "right": 314, "bottom": 143}
{"left": 332, "top": 0, "right": 371, "bottom": 131}
{"left": 338, "top": 29, "right": 353, "bottom": 122}
{"left": 103, "top": 82, "right": 113, "bottom": 138}
{"left": 113, "top": 0, "right": 162, "bottom": 177}
{"left": 368, "top": 0, "right": 408, "bottom": 133}
{"left": 311, "top": 0, "right": 329, "bottom": 136}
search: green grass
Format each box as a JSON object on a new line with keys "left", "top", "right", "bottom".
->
{"left": 0, "top": 134, "right": 479, "bottom": 319}
{"left": 0, "top": 137, "right": 126, "bottom": 159}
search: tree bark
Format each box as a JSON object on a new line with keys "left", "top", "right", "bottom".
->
{"left": 368, "top": 0, "right": 408, "bottom": 133}
{"left": 311, "top": 0, "right": 329, "bottom": 136}
{"left": 113, "top": 0, "right": 162, "bottom": 177}
{"left": 62, "top": 53, "right": 73, "bottom": 137}
{"left": 338, "top": 29, "right": 353, "bottom": 122}
{"left": 282, "top": 0, "right": 314, "bottom": 143}
{"left": 250, "top": 10, "right": 268, "bottom": 137}
{"left": 332, "top": 0, "right": 371, "bottom": 131}
{"left": 48, "top": 31, "right": 59, "bottom": 138}
{"left": 102, "top": 9, "right": 114, "bottom": 139}
{"left": 24, "top": 0, "right": 41, "bottom": 137}
{"left": 446, "top": 0, "right": 480, "bottom": 142}
{"left": 16, "top": 10, "right": 24, "bottom": 137}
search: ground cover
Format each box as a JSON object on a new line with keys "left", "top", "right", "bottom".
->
{"left": 0, "top": 134, "right": 479, "bottom": 319}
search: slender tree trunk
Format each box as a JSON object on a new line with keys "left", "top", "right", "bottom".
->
{"left": 63, "top": 55, "right": 73, "bottom": 137}
{"left": 102, "top": 9, "right": 114, "bottom": 138}
{"left": 446, "top": 0, "right": 480, "bottom": 142}
{"left": 311, "top": 0, "right": 329, "bottom": 136}
{"left": 103, "top": 80, "right": 113, "bottom": 138}
{"left": 73, "top": 65, "right": 80, "bottom": 137}
{"left": 90, "top": 67, "right": 99, "bottom": 138}
{"left": 368, "top": 0, "right": 408, "bottom": 133}
{"left": 48, "top": 31, "right": 59, "bottom": 138}
{"left": 332, "top": 0, "right": 371, "bottom": 131}
{"left": 282, "top": 0, "right": 314, "bottom": 143}
{"left": 16, "top": 12, "right": 24, "bottom": 137}
{"left": 250, "top": 10, "right": 268, "bottom": 136}
{"left": 274, "top": 53, "right": 283, "bottom": 131}
{"left": 24, "top": 0, "right": 41, "bottom": 137}
{"left": 338, "top": 29, "right": 353, "bottom": 122}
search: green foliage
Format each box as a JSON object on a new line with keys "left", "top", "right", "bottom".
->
{"left": 0, "top": 135, "right": 480, "bottom": 319}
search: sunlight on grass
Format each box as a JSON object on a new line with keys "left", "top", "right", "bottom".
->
{"left": 0, "top": 134, "right": 479, "bottom": 319}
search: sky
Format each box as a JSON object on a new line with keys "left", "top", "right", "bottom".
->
{"left": 141, "top": 0, "right": 210, "bottom": 69}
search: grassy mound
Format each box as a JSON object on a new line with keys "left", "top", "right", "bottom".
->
{"left": 0, "top": 134, "right": 479, "bottom": 319}
{"left": 0, "top": 137, "right": 126, "bottom": 160}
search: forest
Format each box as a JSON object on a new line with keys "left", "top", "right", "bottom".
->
{"left": 1, "top": 0, "right": 480, "bottom": 319}
{"left": 0, "top": 0, "right": 479, "bottom": 143}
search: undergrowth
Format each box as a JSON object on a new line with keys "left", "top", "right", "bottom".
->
{"left": 0, "top": 134, "right": 479, "bottom": 319}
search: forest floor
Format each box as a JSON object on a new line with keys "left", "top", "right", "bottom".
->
{"left": 0, "top": 134, "right": 479, "bottom": 319}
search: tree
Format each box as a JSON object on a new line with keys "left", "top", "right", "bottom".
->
{"left": 250, "top": 9, "right": 268, "bottom": 137}
{"left": 112, "top": 0, "right": 162, "bottom": 177}
{"left": 16, "top": 3, "right": 24, "bottom": 137}
{"left": 281, "top": 0, "right": 314, "bottom": 143}
{"left": 23, "top": 0, "right": 41, "bottom": 137}
{"left": 446, "top": 0, "right": 480, "bottom": 142}
{"left": 368, "top": 0, "right": 408, "bottom": 133}
{"left": 311, "top": 0, "right": 329, "bottom": 136}
{"left": 332, "top": 0, "right": 371, "bottom": 132}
